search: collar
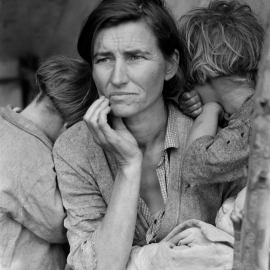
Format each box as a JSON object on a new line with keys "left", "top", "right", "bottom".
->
{"left": 164, "top": 102, "right": 179, "bottom": 150}
{"left": 0, "top": 105, "right": 53, "bottom": 149}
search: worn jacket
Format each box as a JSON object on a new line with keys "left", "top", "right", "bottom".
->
{"left": 183, "top": 95, "right": 254, "bottom": 185}
{"left": 0, "top": 106, "right": 67, "bottom": 270}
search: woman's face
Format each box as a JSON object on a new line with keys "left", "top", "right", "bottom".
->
{"left": 92, "top": 20, "right": 178, "bottom": 118}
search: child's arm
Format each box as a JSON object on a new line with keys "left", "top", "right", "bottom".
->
{"left": 185, "top": 102, "right": 224, "bottom": 151}
{"left": 182, "top": 97, "right": 253, "bottom": 186}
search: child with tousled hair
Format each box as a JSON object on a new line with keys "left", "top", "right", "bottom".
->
{"left": 177, "top": 0, "right": 264, "bottom": 246}
{"left": 0, "top": 55, "right": 93, "bottom": 270}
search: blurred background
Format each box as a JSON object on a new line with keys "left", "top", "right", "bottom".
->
{"left": 0, "top": 0, "right": 269, "bottom": 109}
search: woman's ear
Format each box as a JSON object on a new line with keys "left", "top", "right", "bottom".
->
{"left": 165, "top": 49, "right": 179, "bottom": 81}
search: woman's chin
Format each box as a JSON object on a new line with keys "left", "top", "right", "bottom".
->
{"left": 110, "top": 106, "right": 136, "bottom": 118}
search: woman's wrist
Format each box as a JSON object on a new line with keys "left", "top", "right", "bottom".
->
{"left": 116, "top": 160, "right": 143, "bottom": 184}
{"left": 116, "top": 151, "right": 143, "bottom": 168}
{"left": 119, "top": 159, "right": 142, "bottom": 173}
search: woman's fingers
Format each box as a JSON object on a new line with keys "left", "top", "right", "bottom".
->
{"left": 168, "top": 234, "right": 183, "bottom": 244}
{"left": 97, "top": 107, "right": 118, "bottom": 143}
{"left": 178, "top": 235, "right": 193, "bottom": 246}
{"left": 83, "top": 96, "right": 142, "bottom": 164}
{"left": 84, "top": 97, "right": 109, "bottom": 130}
{"left": 83, "top": 96, "right": 110, "bottom": 144}
{"left": 84, "top": 96, "right": 105, "bottom": 119}
{"left": 168, "top": 229, "right": 191, "bottom": 244}
{"left": 98, "top": 106, "right": 111, "bottom": 127}
{"left": 85, "top": 97, "right": 109, "bottom": 124}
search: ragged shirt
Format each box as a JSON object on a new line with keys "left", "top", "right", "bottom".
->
{"left": 0, "top": 106, "right": 67, "bottom": 270}
{"left": 139, "top": 104, "right": 179, "bottom": 244}
{"left": 183, "top": 94, "right": 254, "bottom": 185}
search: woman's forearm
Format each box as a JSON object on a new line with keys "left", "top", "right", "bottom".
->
{"left": 94, "top": 162, "right": 142, "bottom": 270}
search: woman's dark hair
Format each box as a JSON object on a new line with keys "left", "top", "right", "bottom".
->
{"left": 77, "top": 0, "right": 186, "bottom": 100}
{"left": 179, "top": 0, "right": 264, "bottom": 88}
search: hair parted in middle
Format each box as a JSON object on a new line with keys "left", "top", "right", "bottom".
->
{"left": 179, "top": 0, "right": 264, "bottom": 88}
{"left": 36, "top": 55, "right": 95, "bottom": 128}
{"left": 77, "top": 0, "right": 187, "bottom": 100}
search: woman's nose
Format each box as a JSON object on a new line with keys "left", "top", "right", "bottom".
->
{"left": 110, "top": 59, "right": 129, "bottom": 86}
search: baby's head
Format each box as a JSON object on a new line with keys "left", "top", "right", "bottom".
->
{"left": 179, "top": 0, "right": 264, "bottom": 89}
{"left": 215, "top": 187, "right": 247, "bottom": 236}
{"left": 215, "top": 196, "right": 235, "bottom": 236}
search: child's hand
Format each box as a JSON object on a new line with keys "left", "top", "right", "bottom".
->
{"left": 177, "top": 227, "right": 211, "bottom": 246}
{"left": 179, "top": 89, "right": 203, "bottom": 118}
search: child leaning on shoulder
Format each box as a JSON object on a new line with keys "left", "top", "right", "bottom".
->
{"left": 176, "top": 0, "right": 264, "bottom": 246}
{"left": 179, "top": 0, "right": 264, "bottom": 203}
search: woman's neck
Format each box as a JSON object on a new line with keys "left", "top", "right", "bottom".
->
{"left": 123, "top": 99, "right": 168, "bottom": 153}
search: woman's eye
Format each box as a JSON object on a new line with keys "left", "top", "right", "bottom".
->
{"left": 96, "top": 58, "right": 110, "bottom": 63}
{"left": 129, "top": 55, "right": 144, "bottom": 61}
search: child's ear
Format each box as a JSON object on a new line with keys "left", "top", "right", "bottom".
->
{"left": 165, "top": 49, "right": 179, "bottom": 81}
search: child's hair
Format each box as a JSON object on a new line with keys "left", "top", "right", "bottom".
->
{"left": 36, "top": 55, "right": 96, "bottom": 127}
{"left": 179, "top": 0, "right": 264, "bottom": 88}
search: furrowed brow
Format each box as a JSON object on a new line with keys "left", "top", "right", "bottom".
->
{"left": 93, "top": 51, "right": 112, "bottom": 59}
{"left": 124, "top": 49, "right": 150, "bottom": 55}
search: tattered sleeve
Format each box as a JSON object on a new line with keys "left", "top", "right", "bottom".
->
{"left": 183, "top": 117, "right": 251, "bottom": 184}
{"left": 20, "top": 171, "right": 67, "bottom": 243}
{"left": 53, "top": 149, "right": 107, "bottom": 270}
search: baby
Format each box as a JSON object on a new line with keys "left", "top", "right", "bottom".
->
{"left": 215, "top": 187, "right": 246, "bottom": 236}
{"left": 173, "top": 188, "right": 246, "bottom": 248}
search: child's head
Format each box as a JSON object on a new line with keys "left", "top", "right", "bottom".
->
{"left": 215, "top": 187, "right": 247, "bottom": 236}
{"left": 215, "top": 196, "right": 235, "bottom": 236}
{"left": 35, "top": 55, "right": 96, "bottom": 128}
{"left": 179, "top": 0, "right": 264, "bottom": 89}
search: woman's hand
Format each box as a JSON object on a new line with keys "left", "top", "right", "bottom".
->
{"left": 179, "top": 89, "right": 203, "bottom": 118}
{"left": 83, "top": 96, "right": 143, "bottom": 167}
{"left": 167, "top": 227, "right": 211, "bottom": 246}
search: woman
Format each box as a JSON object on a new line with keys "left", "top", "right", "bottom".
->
{"left": 53, "top": 1, "right": 244, "bottom": 269}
